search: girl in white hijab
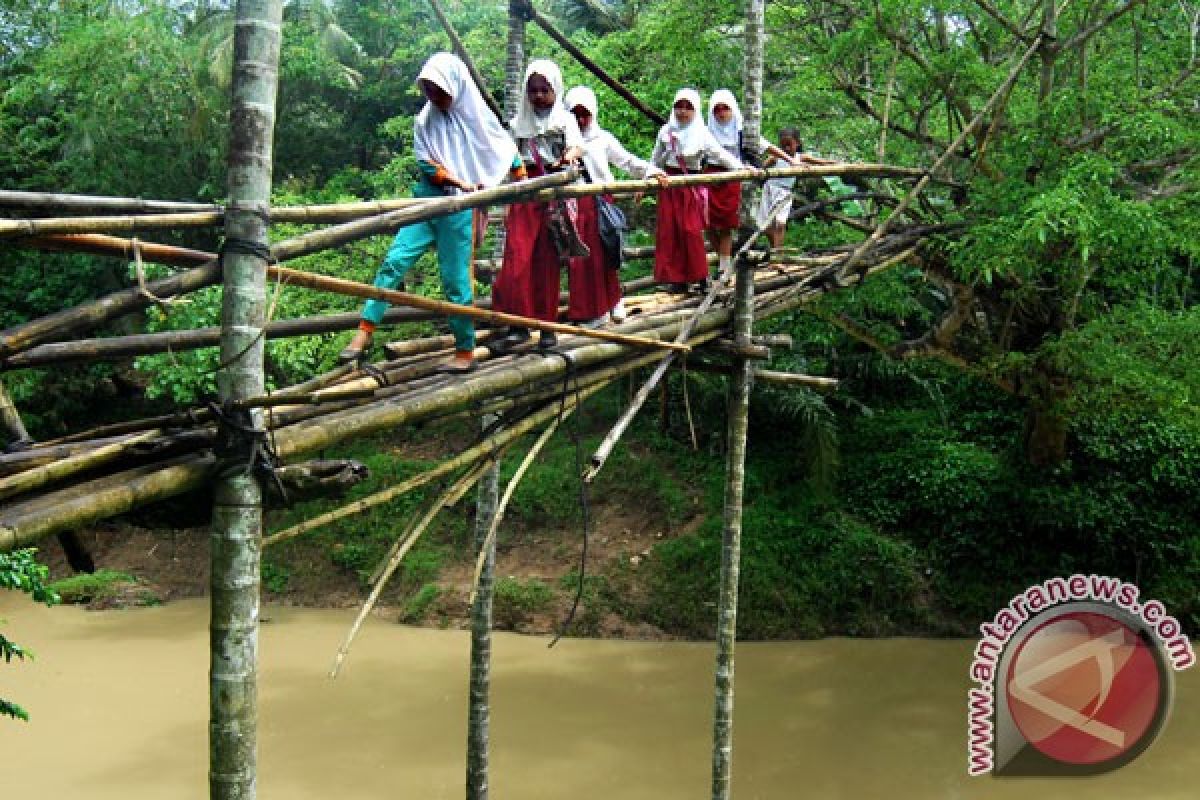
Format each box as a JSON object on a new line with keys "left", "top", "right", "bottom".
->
{"left": 492, "top": 59, "right": 586, "bottom": 351}
{"left": 704, "top": 88, "right": 797, "bottom": 273}
{"left": 563, "top": 85, "right": 668, "bottom": 325}
{"left": 341, "top": 52, "right": 519, "bottom": 374}
{"left": 649, "top": 88, "right": 741, "bottom": 291}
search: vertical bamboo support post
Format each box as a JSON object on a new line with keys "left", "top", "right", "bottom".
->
{"left": 466, "top": 417, "right": 499, "bottom": 800}
{"left": 710, "top": 260, "right": 756, "bottom": 798}
{"left": 711, "top": 24, "right": 769, "bottom": 785}
{"left": 739, "top": 0, "right": 766, "bottom": 227}
{"left": 466, "top": 7, "right": 525, "bottom": 797}
{"left": 210, "top": 3, "right": 282, "bottom": 800}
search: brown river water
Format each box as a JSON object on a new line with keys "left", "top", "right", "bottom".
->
{"left": 1, "top": 597, "right": 1196, "bottom": 798}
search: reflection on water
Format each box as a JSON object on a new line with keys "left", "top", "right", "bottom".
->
{"left": 0, "top": 597, "right": 1195, "bottom": 799}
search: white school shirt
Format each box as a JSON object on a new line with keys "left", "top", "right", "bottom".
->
{"left": 650, "top": 126, "right": 742, "bottom": 172}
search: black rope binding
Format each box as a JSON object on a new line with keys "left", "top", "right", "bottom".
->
{"left": 208, "top": 400, "right": 287, "bottom": 501}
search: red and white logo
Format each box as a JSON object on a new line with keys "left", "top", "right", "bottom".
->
{"left": 967, "top": 577, "right": 1192, "bottom": 777}
{"left": 1004, "top": 610, "right": 1164, "bottom": 770}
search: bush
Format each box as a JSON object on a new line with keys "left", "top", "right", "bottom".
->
{"left": 493, "top": 577, "right": 555, "bottom": 629}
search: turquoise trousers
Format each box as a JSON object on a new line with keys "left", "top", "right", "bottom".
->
{"left": 362, "top": 207, "right": 475, "bottom": 351}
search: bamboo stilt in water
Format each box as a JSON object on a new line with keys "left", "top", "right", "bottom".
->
{"left": 210, "top": 3, "right": 281, "bottom": 799}
{"left": 711, "top": 254, "right": 756, "bottom": 800}
{"left": 467, "top": 414, "right": 499, "bottom": 800}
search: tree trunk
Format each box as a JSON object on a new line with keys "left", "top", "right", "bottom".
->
{"left": 210, "top": 3, "right": 282, "bottom": 800}
{"left": 711, "top": 256, "right": 755, "bottom": 800}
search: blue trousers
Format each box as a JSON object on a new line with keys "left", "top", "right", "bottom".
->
{"left": 362, "top": 207, "right": 475, "bottom": 351}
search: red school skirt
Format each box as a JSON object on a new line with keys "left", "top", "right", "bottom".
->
{"left": 567, "top": 195, "right": 621, "bottom": 320}
{"left": 494, "top": 198, "right": 562, "bottom": 323}
{"left": 704, "top": 165, "right": 741, "bottom": 231}
{"left": 654, "top": 168, "right": 710, "bottom": 284}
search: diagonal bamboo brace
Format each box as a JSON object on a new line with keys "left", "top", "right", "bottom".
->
{"left": 266, "top": 265, "right": 690, "bottom": 354}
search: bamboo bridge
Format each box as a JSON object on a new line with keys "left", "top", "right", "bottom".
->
{"left": 0, "top": 164, "right": 936, "bottom": 553}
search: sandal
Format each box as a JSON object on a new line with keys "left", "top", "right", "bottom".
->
{"left": 337, "top": 331, "right": 373, "bottom": 364}
{"left": 483, "top": 327, "right": 530, "bottom": 355}
{"left": 437, "top": 351, "right": 477, "bottom": 375}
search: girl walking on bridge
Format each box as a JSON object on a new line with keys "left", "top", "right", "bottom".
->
{"left": 489, "top": 59, "right": 586, "bottom": 353}
{"left": 339, "top": 52, "right": 517, "bottom": 374}
{"left": 564, "top": 85, "right": 668, "bottom": 327}
{"left": 650, "top": 89, "right": 742, "bottom": 293}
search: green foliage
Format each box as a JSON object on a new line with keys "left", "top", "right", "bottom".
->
{"left": 493, "top": 576, "right": 555, "bottom": 629}
{"left": 261, "top": 560, "right": 291, "bottom": 595}
{"left": 398, "top": 583, "right": 442, "bottom": 624}
{"left": 1, "top": 549, "right": 59, "bottom": 722}
{"left": 642, "top": 501, "right": 927, "bottom": 638}
{"left": 47, "top": 569, "right": 157, "bottom": 606}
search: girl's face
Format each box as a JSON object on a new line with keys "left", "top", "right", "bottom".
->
{"left": 713, "top": 103, "right": 734, "bottom": 124}
{"left": 526, "top": 74, "right": 556, "bottom": 111}
{"left": 673, "top": 99, "right": 695, "bottom": 125}
{"left": 571, "top": 105, "right": 593, "bottom": 131}
{"left": 421, "top": 79, "right": 453, "bottom": 112}
{"left": 779, "top": 135, "right": 799, "bottom": 156}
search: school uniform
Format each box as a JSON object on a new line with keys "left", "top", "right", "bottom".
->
{"left": 563, "top": 86, "right": 664, "bottom": 321}
{"left": 494, "top": 59, "right": 584, "bottom": 324}
{"left": 649, "top": 89, "right": 742, "bottom": 284}
{"left": 360, "top": 52, "right": 517, "bottom": 354}
{"left": 705, "top": 89, "right": 771, "bottom": 232}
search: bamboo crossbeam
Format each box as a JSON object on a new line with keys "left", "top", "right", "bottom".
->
{"left": 270, "top": 171, "right": 577, "bottom": 263}
{"left": 0, "top": 430, "right": 160, "bottom": 502}
{"left": 266, "top": 264, "right": 691, "bottom": 353}
{"left": 0, "top": 197, "right": 432, "bottom": 238}
{"left": 0, "top": 190, "right": 216, "bottom": 214}
{"left": 0, "top": 189, "right": 426, "bottom": 220}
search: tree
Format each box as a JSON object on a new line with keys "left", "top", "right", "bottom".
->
{"left": 1, "top": 549, "right": 59, "bottom": 722}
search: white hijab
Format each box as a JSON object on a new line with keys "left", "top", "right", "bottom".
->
{"left": 707, "top": 88, "right": 743, "bottom": 153}
{"left": 412, "top": 52, "right": 517, "bottom": 189}
{"left": 563, "top": 85, "right": 606, "bottom": 182}
{"left": 658, "top": 88, "right": 706, "bottom": 157}
{"left": 510, "top": 59, "right": 576, "bottom": 139}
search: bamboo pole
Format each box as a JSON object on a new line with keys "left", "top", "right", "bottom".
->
{"left": 210, "top": 3, "right": 281, "bottom": 799}
{"left": 426, "top": 0, "right": 504, "bottom": 121}
{"left": 331, "top": 460, "right": 493, "bottom": 678}
{"left": 0, "top": 380, "right": 33, "bottom": 450}
{"left": 0, "top": 197, "right": 429, "bottom": 237}
{"left": 4, "top": 307, "right": 444, "bottom": 368}
{"left": 265, "top": 264, "right": 690, "bottom": 353}
{"left": 269, "top": 171, "right": 576, "bottom": 263}
{"left": 0, "top": 259, "right": 221, "bottom": 360}
{"left": 0, "top": 189, "right": 424, "bottom": 220}
{"left": 711, "top": 254, "right": 758, "bottom": 800}
{"left": 514, "top": 0, "right": 665, "bottom": 127}
{"left": 468, "top": 411, "right": 567, "bottom": 604}
{"left": 0, "top": 190, "right": 217, "bottom": 214}
{"left": 0, "top": 430, "right": 159, "bottom": 502}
